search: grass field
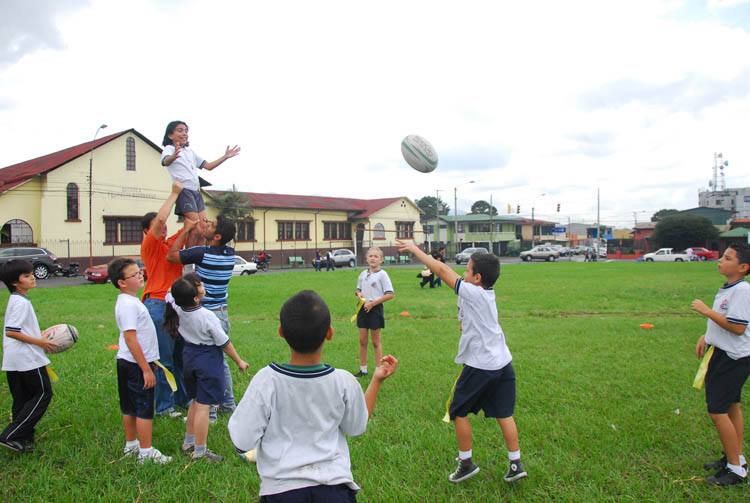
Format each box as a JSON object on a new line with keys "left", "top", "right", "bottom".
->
{"left": 0, "top": 261, "right": 748, "bottom": 502}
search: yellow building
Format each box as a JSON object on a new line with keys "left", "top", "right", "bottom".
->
{"left": 0, "top": 128, "right": 423, "bottom": 267}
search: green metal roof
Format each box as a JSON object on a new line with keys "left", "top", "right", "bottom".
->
{"left": 719, "top": 227, "right": 750, "bottom": 238}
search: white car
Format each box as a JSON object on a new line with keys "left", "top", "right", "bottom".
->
{"left": 233, "top": 256, "right": 258, "bottom": 275}
{"left": 330, "top": 249, "right": 356, "bottom": 268}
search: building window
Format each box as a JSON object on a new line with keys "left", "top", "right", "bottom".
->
{"left": 237, "top": 220, "right": 255, "bottom": 241}
{"left": 423, "top": 225, "right": 434, "bottom": 234}
{"left": 457, "top": 223, "right": 465, "bottom": 233}
{"left": 469, "top": 223, "right": 491, "bottom": 233}
{"left": 104, "top": 217, "right": 143, "bottom": 244}
{"left": 373, "top": 223, "right": 385, "bottom": 239}
{"left": 396, "top": 221, "right": 414, "bottom": 239}
{"left": 278, "top": 221, "right": 309, "bottom": 241}
{"left": 126, "top": 137, "right": 136, "bottom": 171}
{"left": 0, "top": 219, "right": 33, "bottom": 244}
{"left": 323, "top": 222, "right": 352, "bottom": 240}
{"left": 66, "top": 183, "right": 79, "bottom": 221}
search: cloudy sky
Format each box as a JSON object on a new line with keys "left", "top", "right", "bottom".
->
{"left": 1, "top": 0, "right": 749, "bottom": 228}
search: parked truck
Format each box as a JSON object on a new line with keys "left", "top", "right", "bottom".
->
{"left": 643, "top": 248, "right": 691, "bottom": 262}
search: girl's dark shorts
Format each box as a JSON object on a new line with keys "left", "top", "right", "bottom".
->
{"left": 260, "top": 484, "right": 357, "bottom": 503}
{"left": 449, "top": 363, "right": 516, "bottom": 420}
{"left": 705, "top": 346, "right": 750, "bottom": 414}
{"left": 183, "top": 342, "right": 226, "bottom": 406}
{"left": 117, "top": 359, "right": 155, "bottom": 419}
{"left": 356, "top": 303, "right": 385, "bottom": 330}
{"left": 175, "top": 188, "right": 206, "bottom": 216}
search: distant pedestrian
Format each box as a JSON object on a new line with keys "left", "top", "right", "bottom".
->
{"left": 326, "top": 250, "right": 335, "bottom": 271}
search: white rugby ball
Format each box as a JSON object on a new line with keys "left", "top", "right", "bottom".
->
{"left": 42, "top": 324, "right": 78, "bottom": 354}
{"left": 401, "top": 135, "right": 438, "bottom": 173}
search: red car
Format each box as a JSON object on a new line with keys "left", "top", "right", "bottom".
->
{"left": 83, "top": 257, "right": 148, "bottom": 283}
{"left": 685, "top": 247, "right": 714, "bottom": 261}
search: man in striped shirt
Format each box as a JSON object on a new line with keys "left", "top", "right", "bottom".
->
{"left": 167, "top": 215, "right": 237, "bottom": 419}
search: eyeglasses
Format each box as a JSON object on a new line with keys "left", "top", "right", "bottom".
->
{"left": 124, "top": 270, "right": 144, "bottom": 280}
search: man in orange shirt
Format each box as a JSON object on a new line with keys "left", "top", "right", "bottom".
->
{"left": 140, "top": 181, "right": 190, "bottom": 417}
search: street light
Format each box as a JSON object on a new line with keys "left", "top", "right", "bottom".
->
{"left": 531, "top": 192, "right": 546, "bottom": 245}
{"left": 453, "top": 181, "right": 475, "bottom": 253}
{"left": 89, "top": 124, "right": 107, "bottom": 267}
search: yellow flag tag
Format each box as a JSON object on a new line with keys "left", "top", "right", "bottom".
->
{"left": 442, "top": 372, "right": 462, "bottom": 423}
{"left": 154, "top": 360, "right": 177, "bottom": 392}
{"left": 350, "top": 298, "right": 365, "bottom": 323}
{"left": 693, "top": 346, "right": 714, "bottom": 390}
{"left": 46, "top": 365, "right": 59, "bottom": 382}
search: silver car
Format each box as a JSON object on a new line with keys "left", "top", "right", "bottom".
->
{"left": 520, "top": 246, "right": 560, "bottom": 262}
{"left": 455, "top": 247, "right": 488, "bottom": 265}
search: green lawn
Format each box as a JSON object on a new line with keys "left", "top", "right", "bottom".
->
{"left": 0, "top": 262, "right": 748, "bottom": 502}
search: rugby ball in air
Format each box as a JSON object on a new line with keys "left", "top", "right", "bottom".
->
{"left": 42, "top": 324, "right": 78, "bottom": 354}
{"left": 401, "top": 135, "right": 438, "bottom": 173}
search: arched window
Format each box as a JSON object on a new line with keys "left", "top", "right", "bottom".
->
{"left": 1, "top": 219, "right": 33, "bottom": 244}
{"left": 66, "top": 183, "right": 79, "bottom": 221}
{"left": 373, "top": 223, "right": 385, "bottom": 239}
{"left": 126, "top": 137, "right": 136, "bottom": 171}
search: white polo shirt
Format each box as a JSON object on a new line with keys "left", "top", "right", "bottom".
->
{"left": 161, "top": 145, "right": 205, "bottom": 191}
{"left": 705, "top": 279, "right": 750, "bottom": 360}
{"left": 356, "top": 268, "right": 394, "bottom": 302}
{"left": 2, "top": 293, "right": 50, "bottom": 371}
{"left": 170, "top": 301, "right": 229, "bottom": 347}
{"left": 114, "top": 294, "right": 159, "bottom": 363}
{"left": 454, "top": 278, "right": 512, "bottom": 371}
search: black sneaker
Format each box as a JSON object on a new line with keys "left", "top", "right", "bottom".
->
{"left": 703, "top": 454, "right": 747, "bottom": 472}
{"left": 0, "top": 438, "right": 24, "bottom": 453}
{"left": 706, "top": 467, "right": 746, "bottom": 486}
{"left": 448, "top": 457, "right": 480, "bottom": 483}
{"left": 504, "top": 458, "right": 528, "bottom": 482}
{"left": 353, "top": 370, "right": 368, "bottom": 378}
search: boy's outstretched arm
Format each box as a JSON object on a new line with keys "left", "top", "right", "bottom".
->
{"left": 396, "top": 239, "right": 461, "bottom": 289}
{"left": 149, "top": 181, "right": 183, "bottom": 239}
{"left": 691, "top": 299, "right": 746, "bottom": 335}
{"left": 364, "top": 355, "right": 398, "bottom": 419}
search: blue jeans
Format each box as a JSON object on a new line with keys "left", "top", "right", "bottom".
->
{"left": 144, "top": 297, "right": 189, "bottom": 413}
{"left": 210, "top": 308, "right": 236, "bottom": 410}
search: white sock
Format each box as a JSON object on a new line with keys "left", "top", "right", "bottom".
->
{"left": 125, "top": 440, "right": 139, "bottom": 450}
{"left": 139, "top": 446, "right": 154, "bottom": 457}
{"left": 740, "top": 454, "right": 747, "bottom": 466}
{"left": 360, "top": 365, "right": 368, "bottom": 373}
{"left": 508, "top": 449, "right": 520, "bottom": 461}
{"left": 727, "top": 462, "right": 746, "bottom": 477}
{"left": 459, "top": 449, "right": 472, "bottom": 460}
{"left": 184, "top": 434, "right": 195, "bottom": 446}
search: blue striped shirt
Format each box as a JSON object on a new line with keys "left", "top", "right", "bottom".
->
{"left": 179, "top": 245, "right": 235, "bottom": 310}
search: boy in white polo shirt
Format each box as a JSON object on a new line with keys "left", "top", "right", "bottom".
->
{"left": 0, "top": 260, "right": 57, "bottom": 453}
{"left": 108, "top": 257, "right": 172, "bottom": 465}
{"left": 397, "top": 240, "right": 527, "bottom": 484}
{"left": 691, "top": 242, "right": 750, "bottom": 486}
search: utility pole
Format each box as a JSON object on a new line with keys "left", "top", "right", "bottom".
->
{"left": 596, "top": 188, "right": 601, "bottom": 253}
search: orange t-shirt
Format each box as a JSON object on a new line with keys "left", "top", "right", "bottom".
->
{"left": 140, "top": 229, "right": 184, "bottom": 301}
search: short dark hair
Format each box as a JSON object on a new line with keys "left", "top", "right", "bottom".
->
{"left": 280, "top": 290, "right": 331, "bottom": 354}
{"left": 107, "top": 257, "right": 137, "bottom": 290}
{"left": 215, "top": 215, "right": 236, "bottom": 245}
{"left": 162, "top": 121, "right": 189, "bottom": 147}
{"left": 142, "top": 212, "right": 157, "bottom": 232}
{"left": 728, "top": 242, "right": 750, "bottom": 276}
{"left": 0, "top": 259, "right": 33, "bottom": 293}
{"left": 470, "top": 252, "right": 500, "bottom": 288}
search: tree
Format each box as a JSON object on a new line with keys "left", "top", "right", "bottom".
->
{"left": 651, "top": 214, "right": 719, "bottom": 250}
{"left": 470, "top": 200, "right": 498, "bottom": 216}
{"left": 415, "top": 196, "right": 450, "bottom": 217}
{"left": 651, "top": 209, "right": 679, "bottom": 222}
{"left": 209, "top": 184, "right": 253, "bottom": 221}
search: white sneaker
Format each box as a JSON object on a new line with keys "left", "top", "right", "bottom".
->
{"left": 137, "top": 447, "right": 173, "bottom": 465}
{"left": 123, "top": 445, "right": 139, "bottom": 457}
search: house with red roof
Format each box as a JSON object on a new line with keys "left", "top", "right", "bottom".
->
{"left": 0, "top": 128, "right": 423, "bottom": 267}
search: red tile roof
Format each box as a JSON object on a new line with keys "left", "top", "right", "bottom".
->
{"left": 0, "top": 129, "right": 161, "bottom": 194}
{"left": 205, "top": 190, "right": 407, "bottom": 217}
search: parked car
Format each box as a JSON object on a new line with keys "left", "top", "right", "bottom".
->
{"left": 0, "top": 247, "right": 60, "bottom": 279}
{"left": 643, "top": 248, "right": 690, "bottom": 262}
{"left": 233, "top": 256, "right": 258, "bottom": 275}
{"left": 549, "top": 245, "right": 569, "bottom": 257}
{"left": 84, "top": 257, "right": 148, "bottom": 283}
{"left": 684, "top": 247, "right": 713, "bottom": 261}
{"left": 455, "top": 247, "right": 488, "bottom": 265}
{"left": 520, "top": 246, "right": 560, "bottom": 262}
{"left": 329, "top": 249, "right": 356, "bottom": 268}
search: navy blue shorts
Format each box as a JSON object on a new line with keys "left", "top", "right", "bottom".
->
{"left": 260, "top": 484, "right": 357, "bottom": 503}
{"left": 449, "top": 363, "right": 516, "bottom": 420}
{"left": 357, "top": 303, "right": 385, "bottom": 330}
{"left": 117, "top": 359, "right": 155, "bottom": 419}
{"left": 175, "top": 188, "right": 206, "bottom": 216}
{"left": 705, "top": 346, "right": 750, "bottom": 414}
{"left": 183, "top": 342, "right": 226, "bottom": 406}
